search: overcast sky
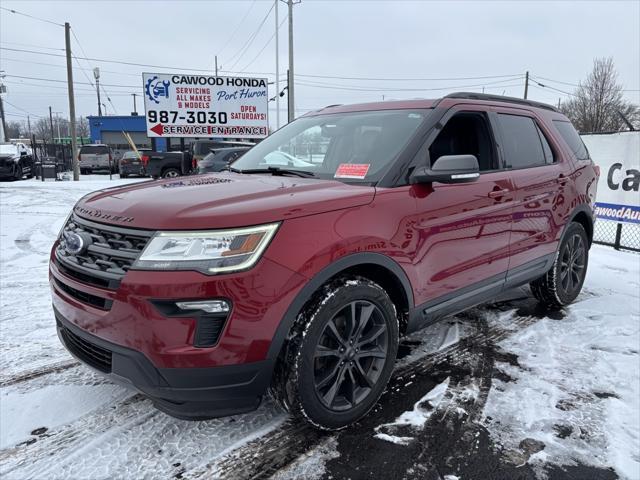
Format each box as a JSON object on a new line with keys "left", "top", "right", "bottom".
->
{"left": 1, "top": 0, "right": 638, "bottom": 129}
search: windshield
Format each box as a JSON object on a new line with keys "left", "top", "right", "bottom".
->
{"left": 0, "top": 144, "right": 18, "bottom": 155}
{"left": 231, "top": 109, "right": 429, "bottom": 182}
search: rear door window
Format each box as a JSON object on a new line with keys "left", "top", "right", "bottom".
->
{"left": 80, "top": 146, "right": 109, "bottom": 155}
{"left": 553, "top": 120, "right": 590, "bottom": 160}
{"left": 497, "top": 114, "right": 546, "bottom": 169}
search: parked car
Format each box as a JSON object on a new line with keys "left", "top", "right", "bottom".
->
{"left": 190, "top": 139, "right": 254, "bottom": 168}
{"left": 79, "top": 144, "right": 115, "bottom": 174}
{"left": 51, "top": 93, "right": 598, "bottom": 430}
{"left": 197, "top": 147, "right": 250, "bottom": 173}
{"left": 119, "top": 149, "right": 151, "bottom": 178}
{"left": 141, "top": 150, "right": 192, "bottom": 179}
{"left": 0, "top": 142, "right": 34, "bottom": 180}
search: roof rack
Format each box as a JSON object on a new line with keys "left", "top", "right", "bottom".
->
{"left": 444, "top": 92, "right": 559, "bottom": 112}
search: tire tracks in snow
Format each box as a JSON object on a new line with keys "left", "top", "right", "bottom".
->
{"left": 0, "top": 394, "right": 147, "bottom": 477}
{"left": 195, "top": 302, "right": 545, "bottom": 480}
{"left": 0, "top": 359, "right": 79, "bottom": 388}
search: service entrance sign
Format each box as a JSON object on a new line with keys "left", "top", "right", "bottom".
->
{"left": 142, "top": 73, "right": 269, "bottom": 139}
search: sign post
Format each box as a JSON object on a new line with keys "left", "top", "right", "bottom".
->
{"left": 142, "top": 73, "right": 269, "bottom": 139}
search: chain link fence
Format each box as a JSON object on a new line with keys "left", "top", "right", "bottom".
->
{"left": 594, "top": 220, "right": 640, "bottom": 252}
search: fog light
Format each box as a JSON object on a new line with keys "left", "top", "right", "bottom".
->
{"left": 175, "top": 300, "right": 230, "bottom": 313}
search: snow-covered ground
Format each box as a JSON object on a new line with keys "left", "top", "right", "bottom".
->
{"left": 0, "top": 177, "right": 638, "bottom": 479}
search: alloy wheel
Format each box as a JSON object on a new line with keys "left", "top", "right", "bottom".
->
{"left": 559, "top": 233, "right": 585, "bottom": 295}
{"left": 313, "top": 300, "right": 389, "bottom": 412}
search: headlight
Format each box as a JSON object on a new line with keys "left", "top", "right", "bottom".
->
{"left": 133, "top": 223, "right": 279, "bottom": 274}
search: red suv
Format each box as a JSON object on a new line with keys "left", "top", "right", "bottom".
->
{"left": 50, "top": 93, "right": 598, "bottom": 429}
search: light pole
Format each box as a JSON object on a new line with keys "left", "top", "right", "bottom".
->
{"left": 93, "top": 67, "right": 102, "bottom": 116}
{"left": 102, "top": 103, "right": 107, "bottom": 116}
{"left": 53, "top": 111, "right": 63, "bottom": 142}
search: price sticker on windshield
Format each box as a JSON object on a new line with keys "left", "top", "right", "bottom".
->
{"left": 335, "top": 163, "right": 370, "bottom": 179}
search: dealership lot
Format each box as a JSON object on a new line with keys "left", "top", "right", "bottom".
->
{"left": 0, "top": 178, "right": 638, "bottom": 479}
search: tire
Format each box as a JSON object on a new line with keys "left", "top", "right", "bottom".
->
{"left": 530, "top": 222, "right": 589, "bottom": 308}
{"left": 12, "top": 165, "right": 23, "bottom": 181}
{"left": 270, "top": 276, "right": 399, "bottom": 430}
{"left": 162, "top": 168, "right": 180, "bottom": 178}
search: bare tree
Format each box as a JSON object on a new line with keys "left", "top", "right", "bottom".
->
{"left": 76, "top": 116, "right": 89, "bottom": 138}
{"left": 32, "top": 117, "right": 53, "bottom": 141}
{"left": 5, "top": 121, "right": 24, "bottom": 139}
{"left": 561, "top": 57, "right": 639, "bottom": 133}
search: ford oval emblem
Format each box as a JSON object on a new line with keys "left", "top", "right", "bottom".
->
{"left": 64, "top": 232, "right": 86, "bottom": 255}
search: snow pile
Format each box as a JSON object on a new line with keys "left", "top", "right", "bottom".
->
{"left": 483, "top": 246, "right": 640, "bottom": 479}
{"left": 374, "top": 378, "right": 450, "bottom": 445}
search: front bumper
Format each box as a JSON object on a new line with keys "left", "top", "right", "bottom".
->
{"left": 50, "top": 242, "right": 307, "bottom": 418}
{"left": 55, "top": 309, "right": 269, "bottom": 418}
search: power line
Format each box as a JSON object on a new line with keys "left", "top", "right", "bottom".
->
{"left": 226, "top": 2, "right": 275, "bottom": 71}
{"left": 239, "top": 15, "right": 288, "bottom": 73}
{"left": 530, "top": 80, "right": 576, "bottom": 97}
{"left": 2, "top": 99, "right": 46, "bottom": 118}
{"left": 0, "top": 46, "right": 275, "bottom": 76}
{"left": 216, "top": 0, "right": 257, "bottom": 57}
{"left": 295, "top": 73, "right": 524, "bottom": 82}
{"left": 4, "top": 74, "right": 142, "bottom": 89}
{"left": 0, "top": 6, "right": 63, "bottom": 27}
{"left": 296, "top": 76, "right": 524, "bottom": 92}
{"left": 0, "top": 41, "right": 64, "bottom": 51}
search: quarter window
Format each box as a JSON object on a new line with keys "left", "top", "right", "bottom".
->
{"left": 553, "top": 120, "right": 590, "bottom": 161}
{"left": 536, "top": 125, "right": 555, "bottom": 164}
{"left": 497, "top": 114, "right": 546, "bottom": 169}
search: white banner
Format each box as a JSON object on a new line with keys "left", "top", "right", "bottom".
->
{"left": 582, "top": 131, "right": 640, "bottom": 224}
{"left": 142, "top": 73, "right": 269, "bottom": 139}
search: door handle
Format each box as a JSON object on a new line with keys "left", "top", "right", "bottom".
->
{"left": 488, "top": 188, "right": 510, "bottom": 199}
{"left": 555, "top": 174, "right": 568, "bottom": 186}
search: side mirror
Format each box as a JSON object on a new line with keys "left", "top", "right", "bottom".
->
{"left": 410, "top": 154, "right": 480, "bottom": 184}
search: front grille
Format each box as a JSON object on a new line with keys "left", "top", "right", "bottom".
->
{"left": 58, "top": 322, "right": 112, "bottom": 373}
{"left": 53, "top": 278, "right": 113, "bottom": 310}
{"left": 56, "top": 214, "right": 153, "bottom": 289}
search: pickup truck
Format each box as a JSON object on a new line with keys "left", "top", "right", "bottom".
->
{"left": 142, "top": 151, "right": 193, "bottom": 179}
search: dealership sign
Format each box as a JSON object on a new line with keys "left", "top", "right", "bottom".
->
{"left": 583, "top": 132, "right": 640, "bottom": 224}
{"left": 142, "top": 73, "right": 269, "bottom": 139}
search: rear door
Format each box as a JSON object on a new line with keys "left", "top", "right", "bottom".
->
{"left": 409, "top": 104, "right": 514, "bottom": 322}
{"left": 493, "top": 109, "right": 570, "bottom": 278}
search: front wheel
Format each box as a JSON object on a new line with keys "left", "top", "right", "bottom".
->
{"left": 12, "top": 165, "right": 23, "bottom": 181}
{"left": 270, "top": 277, "right": 399, "bottom": 430}
{"left": 530, "top": 222, "right": 589, "bottom": 308}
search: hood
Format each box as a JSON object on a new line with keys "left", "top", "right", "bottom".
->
{"left": 74, "top": 173, "right": 375, "bottom": 230}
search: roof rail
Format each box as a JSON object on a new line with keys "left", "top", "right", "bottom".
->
{"left": 444, "top": 92, "right": 559, "bottom": 112}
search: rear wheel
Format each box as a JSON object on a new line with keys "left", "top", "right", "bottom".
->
{"left": 531, "top": 222, "right": 589, "bottom": 308}
{"left": 270, "top": 277, "right": 399, "bottom": 430}
{"left": 162, "top": 168, "right": 180, "bottom": 178}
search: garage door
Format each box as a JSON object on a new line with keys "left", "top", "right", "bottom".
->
{"left": 101, "top": 131, "right": 151, "bottom": 148}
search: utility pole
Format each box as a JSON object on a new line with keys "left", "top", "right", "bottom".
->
{"left": 27, "top": 115, "right": 32, "bottom": 137}
{"left": 287, "top": 0, "right": 295, "bottom": 123}
{"left": 215, "top": 55, "right": 218, "bottom": 76}
{"left": 49, "top": 106, "right": 55, "bottom": 141}
{"left": 131, "top": 93, "right": 138, "bottom": 114}
{"left": 0, "top": 95, "right": 8, "bottom": 142}
{"left": 65, "top": 22, "right": 79, "bottom": 180}
{"left": 524, "top": 71, "right": 529, "bottom": 99}
{"left": 557, "top": 98, "right": 561, "bottom": 109}
{"left": 275, "top": 0, "right": 280, "bottom": 129}
{"left": 0, "top": 73, "right": 6, "bottom": 143}
{"left": 94, "top": 67, "right": 102, "bottom": 116}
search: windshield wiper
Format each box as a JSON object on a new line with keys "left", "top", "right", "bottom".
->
{"left": 229, "top": 166, "right": 315, "bottom": 178}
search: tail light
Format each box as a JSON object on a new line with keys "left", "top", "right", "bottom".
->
{"left": 192, "top": 158, "right": 197, "bottom": 169}
{"left": 109, "top": 153, "right": 113, "bottom": 163}
{"left": 141, "top": 155, "right": 149, "bottom": 167}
